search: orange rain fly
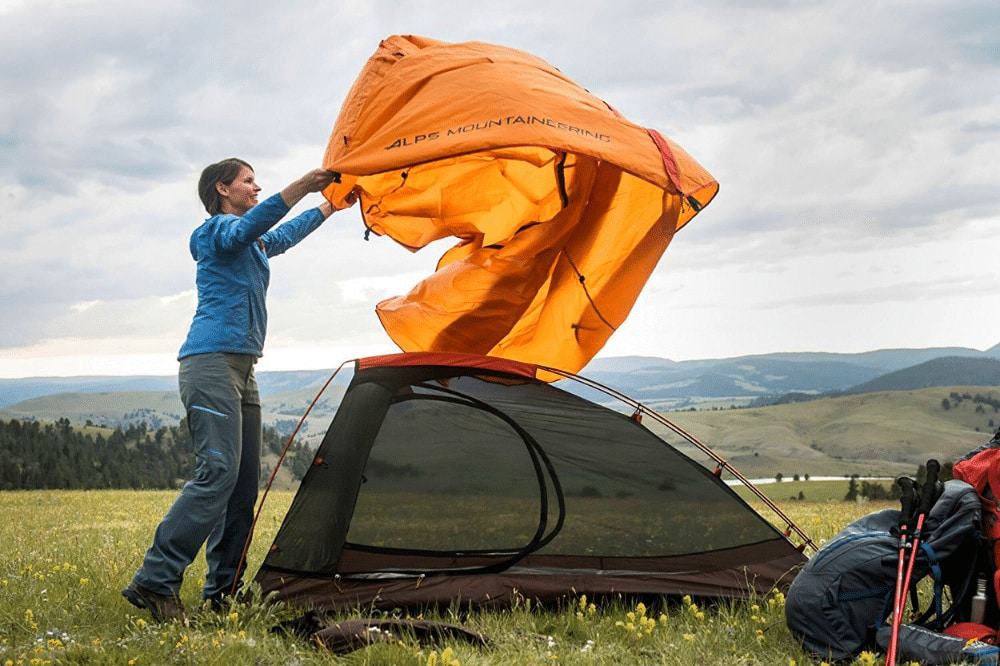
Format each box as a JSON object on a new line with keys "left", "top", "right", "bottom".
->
{"left": 322, "top": 35, "right": 718, "bottom": 374}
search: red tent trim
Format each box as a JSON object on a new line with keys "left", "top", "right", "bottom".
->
{"left": 357, "top": 352, "right": 539, "bottom": 379}
{"left": 646, "top": 128, "right": 683, "bottom": 194}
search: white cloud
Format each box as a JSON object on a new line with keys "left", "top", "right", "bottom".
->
{"left": 70, "top": 300, "right": 101, "bottom": 313}
{"left": 1, "top": 0, "right": 999, "bottom": 376}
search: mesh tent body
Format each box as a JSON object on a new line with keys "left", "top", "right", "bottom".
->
{"left": 321, "top": 36, "right": 719, "bottom": 374}
{"left": 255, "top": 353, "right": 805, "bottom": 610}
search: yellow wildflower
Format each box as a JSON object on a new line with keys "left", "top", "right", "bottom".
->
{"left": 682, "top": 633, "right": 696, "bottom": 641}
{"left": 857, "top": 651, "right": 877, "bottom": 666}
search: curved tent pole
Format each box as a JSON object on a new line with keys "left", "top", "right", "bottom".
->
{"left": 230, "top": 360, "right": 352, "bottom": 596}
{"left": 538, "top": 364, "right": 817, "bottom": 553}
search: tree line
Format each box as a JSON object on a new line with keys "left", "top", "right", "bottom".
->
{"left": 0, "top": 418, "right": 315, "bottom": 490}
{"left": 843, "top": 461, "right": 956, "bottom": 502}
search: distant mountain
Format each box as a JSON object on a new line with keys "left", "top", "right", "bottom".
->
{"left": 583, "top": 355, "right": 678, "bottom": 373}
{"left": 573, "top": 344, "right": 1000, "bottom": 408}
{"left": 847, "top": 357, "right": 1000, "bottom": 394}
{"left": 3, "top": 342, "right": 1000, "bottom": 413}
{"left": 581, "top": 357, "right": 885, "bottom": 409}
{"left": 665, "top": 346, "right": 1000, "bottom": 373}
{"left": 0, "top": 376, "right": 177, "bottom": 408}
{"left": 0, "top": 368, "right": 346, "bottom": 408}
{"left": 0, "top": 384, "right": 348, "bottom": 447}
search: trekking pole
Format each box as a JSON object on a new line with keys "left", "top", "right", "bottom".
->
{"left": 885, "top": 477, "right": 917, "bottom": 666}
{"left": 887, "top": 460, "right": 941, "bottom": 666}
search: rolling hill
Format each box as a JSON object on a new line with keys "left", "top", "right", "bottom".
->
{"left": 846, "top": 356, "right": 1000, "bottom": 393}
{"left": 0, "top": 385, "right": 348, "bottom": 448}
{"left": 655, "top": 385, "right": 1000, "bottom": 477}
{"left": 0, "top": 369, "right": 346, "bottom": 408}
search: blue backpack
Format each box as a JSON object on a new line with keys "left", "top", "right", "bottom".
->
{"left": 785, "top": 480, "right": 984, "bottom": 662}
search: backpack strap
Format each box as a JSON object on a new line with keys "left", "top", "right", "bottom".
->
{"left": 912, "top": 541, "right": 980, "bottom": 631}
{"left": 923, "top": 542, "right": 945, "bottom": 628}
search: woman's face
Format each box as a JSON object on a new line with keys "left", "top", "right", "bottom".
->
{"left": 217, "top": 166, "right": 261, "bottom": 215}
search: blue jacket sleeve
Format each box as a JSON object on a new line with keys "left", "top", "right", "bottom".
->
{"left": 260, "top": 208, "right": 325, "bottom": 257}
{"left": 210, "top": 194, "right": 291, "bottom": 253}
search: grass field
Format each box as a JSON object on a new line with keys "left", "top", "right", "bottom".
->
{"left": 733, "top": 479, "right": 872, "bottom": 504}
{"left": 0, "top": 490, "right": 907, "bottom": 665}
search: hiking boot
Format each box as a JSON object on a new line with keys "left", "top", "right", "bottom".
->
{"left": 122, "top": 583, "right": 185, "bottom": 622}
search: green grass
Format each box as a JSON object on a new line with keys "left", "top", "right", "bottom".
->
{"left": 0, "top": 490, "right": 898, "bottom": 665}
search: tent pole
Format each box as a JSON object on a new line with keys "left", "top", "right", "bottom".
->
{"left": 230, "top": 360, "right": 352, "bottom": 596}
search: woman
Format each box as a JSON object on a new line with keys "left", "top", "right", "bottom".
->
{"left": 123, "top": 158, "right": 351, "bottom": 621}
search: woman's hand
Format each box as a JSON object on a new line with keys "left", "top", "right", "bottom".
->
{"left": 301, "top": 169, "right": 339, "bottom": 192}
{"left": 318, "top": 190, "right": 358, "bottom": 219}
{"left": 280, "top": 169, "right": 340, "bottom": 208}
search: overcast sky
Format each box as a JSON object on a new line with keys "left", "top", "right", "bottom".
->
{"left": 1, "top": 0, "right": 998, "bottom": 378}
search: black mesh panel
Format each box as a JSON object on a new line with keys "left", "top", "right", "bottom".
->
{"left": 346, "top": 393, "right": 549, "bottom": 552}
{"left": 344, "top": 374, "right": 778, "bottom": 559}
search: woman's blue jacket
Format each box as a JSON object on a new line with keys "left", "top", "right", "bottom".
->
{"left": 178, "top": 194, "right": 324, "bottom": 360}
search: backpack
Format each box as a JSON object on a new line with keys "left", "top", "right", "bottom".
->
{"left": 785, "top": 480, "right": 981, "bottom": 661}
{"left": 953, "top": 430, "right": 1000, "bottom": 628}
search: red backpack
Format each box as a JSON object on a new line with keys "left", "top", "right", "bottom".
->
{"left": 953, "top": 434, "right": 1000, "bottom": 612}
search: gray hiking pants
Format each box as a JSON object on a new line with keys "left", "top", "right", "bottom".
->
{"left": 132, "top": 352, "right": 261, "bottom": 599}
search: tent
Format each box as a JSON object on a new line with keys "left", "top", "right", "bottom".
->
{"left": 320, "top": 36, "right": 719, "bottom": 374}
{"left": 254, "top": 353, "right": 808, "bottom": 610}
